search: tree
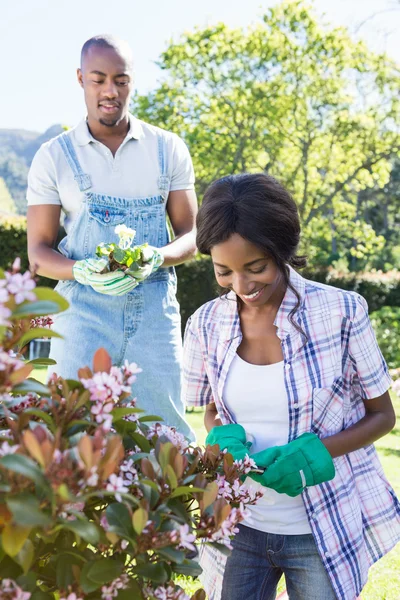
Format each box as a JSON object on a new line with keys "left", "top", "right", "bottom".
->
{"left": 133, "top": 0, "right": 400, "bottom": 269}
{"left": 0, "top": 176, "right": 17, "bottom": 215}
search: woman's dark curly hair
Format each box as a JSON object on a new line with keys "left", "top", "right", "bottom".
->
{"left": 196, "top": 173, "right": 307, "bottom": 329}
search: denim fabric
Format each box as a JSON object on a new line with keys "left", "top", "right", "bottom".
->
{"left": 49, "top": 131, "right": 194, "bottom": 441}
{"left": 221, "top": 524, "right": 336, "bottom": 600}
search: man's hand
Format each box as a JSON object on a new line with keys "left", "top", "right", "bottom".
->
{"left": 73, "top": 258, "right": 138, "bottom": 296}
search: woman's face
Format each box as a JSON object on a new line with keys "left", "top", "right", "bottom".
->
{"left": 211, "top": 233, "right": 285, "bottom": 308}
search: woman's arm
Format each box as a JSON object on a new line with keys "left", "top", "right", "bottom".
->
{"left": 204, "top": 402, "right": 222, "bottom": 432}
{"left": 322, "top": 390, "right": 396, "bottom": 459}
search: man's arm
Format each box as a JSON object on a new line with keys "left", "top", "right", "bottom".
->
{"left": 27, "top": 205, "right": 76, "bottom": 280}
{"left": 161, "top": 189, "right": 198, "bottom": 267}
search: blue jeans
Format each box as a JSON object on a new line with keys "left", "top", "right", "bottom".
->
{"left": 221, "top": 524, "right": 336, "bottom": 600}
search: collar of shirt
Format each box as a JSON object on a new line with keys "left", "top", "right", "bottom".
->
{"left": 74, "top": 113, "right": 143, "bottom": 146}
{"left": 220, "top": 265, "right": 307, "bottom": 342}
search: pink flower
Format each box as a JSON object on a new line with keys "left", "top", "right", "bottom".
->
{"left": 60, "top": 594, "right": 84, "bottom": 600}
{"left": 101, "top": 574, "right": 129, "bottom": 600}
{"left": 91, "top": 400, "right": 114, "bottom": 430}
{"left": 0, "top": 304, "right": 11, "bottom": 326}
{"left": 177, "top": 523, "right": 196, "bottom": 552}
{"left": 0, "top": 578, "right": 31, "bottom": 599}
{"left": 5, "top": 271, "right": 36, "bottom": 304}
{"left": 146, "top": 423, "right": 189, "bottom": 452}
{"left": 106, "top": 474, "right": 129, "bottom": 502}
{"left": 0, "top": 280, "right": 10, "bottom": 303}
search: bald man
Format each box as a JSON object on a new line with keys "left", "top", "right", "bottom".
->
{"left": 27, "top": 35, "right": 197, "bottom": 439}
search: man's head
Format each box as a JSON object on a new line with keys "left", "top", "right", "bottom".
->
{"left": 78, "top": 35, "right": 134, "bottom": 128}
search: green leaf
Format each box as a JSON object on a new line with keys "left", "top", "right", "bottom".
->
{"left": 0, "top": 454, "right": 48, "bottom": 489}
{"left": 157, "top": 546, "right": 186, "bottom": 564}
{"left": 106, "top": 503, "right": 134, "bottom": 538}
{"left": 86, "top": 558, "right": 123, "bottom": 584}
{"left": 133, "top": 561, "right": 169, "bottom": 583}
{"left": 34, "top": 286, "right": 70, "bottom": 310}
{"left": 138, "top": 414, "right": 163, "bottom": 422}
{"left": 30, "top": 592, "right": 55, "bottom": 600}
{"left": 11, "top": 378, "right": 50, "bottom": 395}
{"left": 80, "top": 561, "right": 102, "bottom": 593}
{"left": 16, "top": 572, "right": 37, "bottom": 592}
{"left": 170, "top": 486, "right": 205, "bottom": 499}
{"left": 24, "top": 408, "right": 55, "bottom": 430}
{"left": 132, "top": 507, "right": 148, "bottom": 535}
{"left": 15, "top": 539, "right": 34, "bottom": 574}
{"left": 111, "top": 407, "right": 144, "bottom": 421}
{"left": 26, "top": 358, "right": 57, "bottom": 366}
{"left": 12, "top": 300, "right": 63, "bottom": 318}
{"left": 1, "top": 523, "right": 31, "bottom": 557}
{"left": 7, "top": 493, "right": 52, "bottom": 527}
{"left": 56, "top": 554, "right": 80, "bottom": 589}
{"left": 116, "top": 583, "right": 143, "bottom": 599}
{"left": 18, "top": 327, "right": 62, "bottom": 349}
{"left": 61, "top": 519, "right": 100, "bottom": 545}
{"left": 172, "top": 558, "right": 203, "bottom": 577}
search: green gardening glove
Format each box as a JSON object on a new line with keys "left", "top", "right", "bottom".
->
{"left": 73, "top": 258, "right": 138, "bottom": 296}
{"left": 205, "top": 424, "right": 252, "bottom": 462}
{"left": 126, "top": 246, "right": 164, "bottom": 283}
{"left": 249, "top": 433, "right": 335, "bottom": 497}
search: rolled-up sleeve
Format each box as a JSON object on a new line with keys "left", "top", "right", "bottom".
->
{"left": 182, "top": 318, "right": 213, "bottom": 407}
{"left": 348, "top": 294, "right": 392, "bottom": 399}
{"left": 27, "top": 144, "right": 61, "bottom": 207}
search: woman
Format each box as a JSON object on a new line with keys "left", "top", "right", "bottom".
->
{"left": 182, "top": 173, "right": 400, "bottom": 600}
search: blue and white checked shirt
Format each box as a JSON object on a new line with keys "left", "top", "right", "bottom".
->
{"left": 183, "top": 267, "right": 400, "bottom": 600}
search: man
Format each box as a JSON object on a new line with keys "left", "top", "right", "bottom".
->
{"left": 27, "top": 35, "right": 197, "bottom": 439}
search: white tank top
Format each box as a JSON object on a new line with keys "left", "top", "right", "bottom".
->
{"left": 223, "top": 354, "right": 311, "bottom": 534}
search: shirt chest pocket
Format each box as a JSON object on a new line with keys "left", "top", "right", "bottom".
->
{"left": 311, "top": 377, "right": 349, "bottom": 437}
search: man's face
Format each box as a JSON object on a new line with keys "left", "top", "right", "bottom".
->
{"left": 78, "top": 46, "right": 133, "bottom": 127}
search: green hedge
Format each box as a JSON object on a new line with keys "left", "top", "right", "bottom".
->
{"left": 1, "top": 219, "right": 399, "bottom": 334}
{"left": 370, "top": 307, "right": 400, "bottom": 370}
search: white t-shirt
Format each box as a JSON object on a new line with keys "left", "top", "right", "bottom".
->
{"left": 223, "top": 354, "right": 311, "bottom": 535}
{"left": 27, "top": 114, "right": 195, "bottom": 233}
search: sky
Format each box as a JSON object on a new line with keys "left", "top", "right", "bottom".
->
{"left": 1, "top": 0, "right": 399, "bottom": 132}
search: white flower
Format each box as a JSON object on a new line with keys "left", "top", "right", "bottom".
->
{"left": 115, "top": 225, "right": 136, "bottom": 249}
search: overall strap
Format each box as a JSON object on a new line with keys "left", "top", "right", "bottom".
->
{"left": 58, "top": 132, "right": 92, "bottom": 192}
{"left": 157, "top": 132, "right": 170, "bottom": 202}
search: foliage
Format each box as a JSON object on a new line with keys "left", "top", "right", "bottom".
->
{"left": 0, "top": 262, "right": 261, "bottom": 599}
{"left": 0, "top": 216, "right": 62, "bottom": 290}
{"left": 176, "top": 258, "right": 218, "bottom": 332}
{"left": 0, "top": 177, "right": 17, "bottom": 215}
{"left": 307, "top": 267, "right": 400, "bottom": 313}
{"left": 370, "top": 307, "right": 400, "bottom": 370}
{"left": 133, "top": 0, "right": 400, "bottom": 269}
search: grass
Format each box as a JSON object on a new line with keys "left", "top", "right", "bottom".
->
{"left": 32, "top": 368, "right": 400, "bottom": 599}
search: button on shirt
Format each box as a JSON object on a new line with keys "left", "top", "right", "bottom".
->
{"left": 27, "top": 114, "right": 195, "bottom": 232}
{"left": 183, "top": 267, "right": 400, "bottom": 600}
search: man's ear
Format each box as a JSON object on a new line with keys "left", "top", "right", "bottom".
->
{"left": 77, "top": 68, "right": 84, "bottom": 88}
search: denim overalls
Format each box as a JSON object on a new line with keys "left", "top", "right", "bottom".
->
{"left": 50, "top": 130, "right": 194, "bottom": 440}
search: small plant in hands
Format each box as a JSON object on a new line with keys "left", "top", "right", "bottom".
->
{"left": 0, "top": 261, "right": 261, "bottom": 600}
{"left": 96, "top": 225, "right": 160, "bottom": 278}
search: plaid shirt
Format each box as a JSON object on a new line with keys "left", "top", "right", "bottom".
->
{"left": 183, "top": 268, "right": 400, "bottom": 600}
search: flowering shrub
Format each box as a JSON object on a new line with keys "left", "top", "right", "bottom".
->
{"left": 96, "top": 225, "right": 155, "bottom": 278}
{"left": 0, "top": 262, "right": 260, "bottom": 599}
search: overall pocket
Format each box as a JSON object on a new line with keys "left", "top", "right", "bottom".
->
{"left": 85, "top": 204, "right": 128, "bottom": 257}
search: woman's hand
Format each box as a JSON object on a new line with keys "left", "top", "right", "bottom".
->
{"left": 249, "top": 432, "right": 335, "bottom": 496}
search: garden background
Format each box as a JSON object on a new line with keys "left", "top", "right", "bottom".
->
{"left": 1, "top": 1, "right": 400, "bottom": 597}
